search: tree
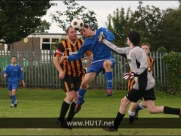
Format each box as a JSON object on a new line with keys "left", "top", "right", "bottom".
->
{"left": 129, "top": 2, "right": 164, "bottom": 51}
{"left": 179, "top": 0, "right": 181, "bottom": 8}
{"left": 33, "top": 20, "right": 51, "bottom": 33}
{"left": 161, "top": 8, "right": 181, "bottom": 52}
{"left": 0, "top": 0, "right": 51, "bottom": 44}
{"left": 51, "top": 0, "right": 98, "bottom": 32}
{"left": 106, "top": 7, "right": 133, "bottom": 46}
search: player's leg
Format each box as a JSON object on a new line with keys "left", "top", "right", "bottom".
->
{"left": 67, "top": 76, "right": 82, "bottom": 122}
{"left": 145, "top": 100, "right": 180, "bottom": 116}
{"left": 128, "top": 102, "right": 138, "bottom": 124}
{"left": 102, "top": 96, "right": 131, "bottom": 131}
{"left": 11, "top": 83, "right": 18, "bottom": 108}
{"left": 74, "top": 72, "right": 96, "bottom": 113}
{"left": 135, "top": 100, "right": 146, "bottom": 119}
{"left": 7, "top": 82, "right": 13, "bottom": 107}
{"left": 57, "top": 76, "right": 74, "bottom": 129}
{"left": 9, "top": 91, "right": 14, "bottom": 108}
{"left": 102, "top": 89, "right": 140, "bottom": 131}
{"left": 144, "top": 88, "right": 181, "bottom": 117}
{"left": 103, "top": 60, "right": 114, "bottom": 96}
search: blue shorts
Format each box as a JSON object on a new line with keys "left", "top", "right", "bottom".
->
{"left": 87, "top": 59, "right": 116, "bottom": 76}
{"left": 8, "top": 82, "right": 18, "bottom": 91}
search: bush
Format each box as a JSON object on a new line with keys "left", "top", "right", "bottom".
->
{"left": 163, "top": 51, "right": 181, "bottom": 94}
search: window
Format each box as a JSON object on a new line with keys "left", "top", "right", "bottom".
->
{"left": 42, "top": 44, "right": 50, "bottom": 50}
{"left": 41, "top": 37, "right": 60, "bottom": 50}
{"left": 8, "top": 44, "right": 10, "bottom": 51}
{"left": 52, "top": 38, "right": 59, "bottom": 42}
{"left": 42, "top": 38, "right": 50, "bottom": 42}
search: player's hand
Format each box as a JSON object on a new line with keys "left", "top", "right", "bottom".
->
{"left": 4, "top": 74, "right": 7, "bottom": 78}
{"left": 22, "top": 82, "right": 26, "bottom": 87}
{"left": 59, "top": 71, "right": 65, "bottom": 79}
{"left": 98, "top": 31, "right": 105, "bottom": 43}
{"left": 60, "top": 56, "right": 68, "bottom": 62}
{"left": 123, "top": 73, "right": 134, "bottom": 80}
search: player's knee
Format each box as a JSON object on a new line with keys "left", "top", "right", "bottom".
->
{"left": 103, "top": 60, "right": 111, "bottom": 68}
{"left": 130, "top": 103, "right": 137, "bottom": 110}
{"left": 81, "top": 82, "right": 88, "bottom": 89}
{"left": 120, "top": 97, "right": 129, "bottom": 106}
{"left": 65, "top": 95, "right": 74, "bottom": 102}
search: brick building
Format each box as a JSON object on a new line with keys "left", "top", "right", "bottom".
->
{"left": 0, "top": 33, "right": 68, "bottom": 67}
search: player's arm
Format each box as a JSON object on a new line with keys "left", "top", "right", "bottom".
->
{"left": 53, "top": 43, "right": 65, "bottom": 79}
{"left": 85, "top": 50, "right": 93, "bottom": 68}
{"left": 101, "top": 27, "right": 115, "bottom": 42}
{"left": 102, "top": 39, "right": 128, "bottom": 56}
{"left": 149, "top": 58, "right": 154, "bottom": 75}
{"left": 3, "top": 65, "right": 8, "bottom": 78}
{"left": 18, "top": 66, "right": 26, "bottom": 87}
{"left": 67, "top": 44, "right": 88, "bottom": 61}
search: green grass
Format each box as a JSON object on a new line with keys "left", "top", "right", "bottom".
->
{"left": 0, "top": 88, "right": 181, "bottom": 135}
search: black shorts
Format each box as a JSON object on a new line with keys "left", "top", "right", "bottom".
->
{"left": 126, "top": 88, "right": 156, "bottom": 102}
{"left": 61, "top": 75, "right": 83, "bottom": 92}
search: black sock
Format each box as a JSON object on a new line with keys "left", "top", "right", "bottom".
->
{"left": 164, "top": 106, "right": 180, "bottom": 115}
{"left": 113, "top": 112, "right": 125, "bottom": 129}
{"left": 67, "top": 102, "right": 76, "bottom": 122}
{"left": 58, "top": 101, "right": 70, "bottom": 123}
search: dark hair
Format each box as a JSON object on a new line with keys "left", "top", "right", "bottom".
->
{"left": 11, "top": 56, "right": 16, "bottom": 59}
{"left": 83, "top": 24, "right": 89, "bottom": 29}
{"left": 127, "top": 31, "right": 141, "bottom": 46}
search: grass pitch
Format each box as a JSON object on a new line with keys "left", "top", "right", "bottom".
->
{"left": 0, "top": 88, "right": 181, "bottom": 135}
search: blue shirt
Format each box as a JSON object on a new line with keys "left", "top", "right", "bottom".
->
{"left": 4, "top": 64, "right": 24, "bottom": 83}
{"left": 68, "top": 27, "right": 115, "bottom": 63}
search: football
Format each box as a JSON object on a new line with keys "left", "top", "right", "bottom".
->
{"left": 71, "top": 18, "right": 84, "bottom": 31}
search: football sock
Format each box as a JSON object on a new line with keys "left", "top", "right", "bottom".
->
{"left": 128, "top": 111, "right": 135, "bottom": 119}
{"left": 164, "top": 106, "right": 180, "bottom": 115}
{"left": 136, "top": 102, "right": 145, "bottom": 111}
{"left": 113, "top": 112, "right": 125, "bottom": 129}
{"left": 78, "top": 89, "right": 86, "bottom": 105}
{"left": 67, "top": 101, "right": 76, "bottom": 122}
{"left": 58, "top": 101, "right": 70, "bottom": 122}
{"left": 105, "top": 71, "right": 113, "bottom": 90}
{"left": 12, "top": 95, "right": 16, "bottom": 104}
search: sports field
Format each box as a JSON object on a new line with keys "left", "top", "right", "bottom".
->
{"left": 0, "top": 88, "right": 180, "bottom": 136}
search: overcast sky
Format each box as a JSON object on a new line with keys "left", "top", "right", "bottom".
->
{"left": 42, "top": 1, "right": 179, "bottom": 33}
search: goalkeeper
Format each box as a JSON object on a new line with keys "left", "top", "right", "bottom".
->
{"left": 128, "top": 43, "right": 154, "bottom": 124}
{"left": 100, "top": 30, "right": 181, "bottom": 132}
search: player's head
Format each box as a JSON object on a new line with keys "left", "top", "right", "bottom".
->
{"left": 79, "top": 24, "right": 92, "bottom": 37}
{"left": 66, "top": 26, "right": 77, "bottom": 41}
{"left": 141, "top": 43, "right": 151, "bottom": 55}
{"left": 127, "top": 31, "right": 141, "bottom": 46}
{"left": 11, "top": 56, "right": 17, "bottom": 64}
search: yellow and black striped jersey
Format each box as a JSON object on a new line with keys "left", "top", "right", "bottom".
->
{"left": 54, "top": 38, "right": 92, "bottom": 77}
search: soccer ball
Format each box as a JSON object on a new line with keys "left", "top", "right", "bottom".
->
{"left": 71, "top": 18, "right": 84, "bottom": 31}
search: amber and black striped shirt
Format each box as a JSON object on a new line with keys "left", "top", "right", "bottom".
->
{"left": 54, "top": 38, "right": 92, "bottom": 77}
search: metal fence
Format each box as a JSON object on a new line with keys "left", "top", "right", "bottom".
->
{"left": 0, "top": 50, "right": 166, "bottom": 90}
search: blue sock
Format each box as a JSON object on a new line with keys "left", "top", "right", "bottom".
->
{"left": 12, "top": 95, "right": 16, "bottom": 104}
{"left": 129, "top": 115, "right": 134, "bottom": 118}
{"left": 78, "top": 89, "right": 86, "bottom": 105}
{"left": 136, "top": 104, "right": 142, "bottom": 111}
{"left": 105, "top": 71, "right": 113, "bottom": 90}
